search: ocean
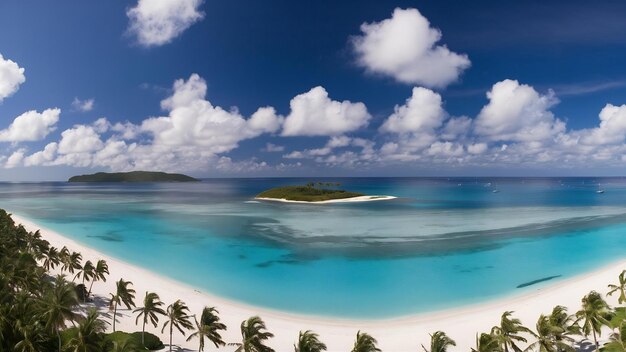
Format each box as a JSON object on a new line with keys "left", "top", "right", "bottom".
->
{"left": 2, "top": 177, "right": 626, "bottom": 318}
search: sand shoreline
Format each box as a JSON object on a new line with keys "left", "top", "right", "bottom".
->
{"left": 254, "top": 195, "right": 397, "bottom": 204}
{"left": 11, "top": 212, "right": 624, "bottom": 351}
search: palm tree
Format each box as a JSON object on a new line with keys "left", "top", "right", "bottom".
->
{"left": 604, "top": 321, "right": 626, "bottom": 352}
{"left": 230, "top": 316, "right": 275, "bottom": 352}
{"left": 527, "top": 315, "right": 559, "bottom": 352}
{"left": 109, "top": 278, "right": 136, "bottom": 332}
{"left": 187, "top": 306, "right": 227, "bottom": 351}
{"left": 351, "top": 331, "right": 381, "bottom": 352}
{"left": 162, "top": 299, "right": 194, "bottom": 352}
{"left": 609, "top": 270, "right": 626, "bottom": 305}
{"left": 13, "top": 318, "right": 47, "bottom": 352}
{"left": 576, "top": 291, "right": 610, "bottom": 352}
{"left": 548, "top": 306, "right": 579, "bottom": 352}
{"left": 74, "top": 260, "right": 95, "bottom": 302}
{"left": 39, "top": 280, "right": 79, "bottom": 352}
{"left": 58, "top": 246, "right": 70, "bottom": 273}
{"left": 133, "top": 291, "right": 166, "bottom": 347}
{"left": 62, "top": 251, "right": 82, "bottom": 276}
{"left": 294, "top": 330, "right": 327, "bottom": 352}
{"left": 24, "top": 230, "right": 43, "bottom": 255}
{"left": 87, "top": 259, "right": 109, "bottom": 297}
{"left": 42, "top": 246, "right": 60, "bottom": 271}
{"left": 422, "top": 331, "right": 456, "bottom": 352}
{"left": 471, "top": 333, "right": 502, "bottom": 352}
{"left": 64, "top": 308, "right": 107, "bottom": 352}
{"left": 491, "top": 311, "right": 531, "bottom": 352}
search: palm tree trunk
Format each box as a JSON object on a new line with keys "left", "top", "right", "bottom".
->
{"left": 57, "top": 328, "right": 61, "bottom": 352}
{"left": 88, "top": 278, "right": 96, "bottom": 298}
{"left": 592, "top": 329, "right": 599, "bottom": 352}
{"left": 113, "top": 301, "right": 118, "bottom": 332}
{"left": 170, "top": 323, "right": 173, "bottom": 352}
{"left": 82, "top": 276, "right": 86, "bottom": 302}
{"left": 142, "top": 319, "right": 146, "bottom": 346}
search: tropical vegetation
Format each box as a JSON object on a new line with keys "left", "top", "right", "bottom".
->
{"left": 7, "top": 207, "right": 626, "bottom": 352}
{"left": 256, "top": 185, "right": 364, "bottom": 202}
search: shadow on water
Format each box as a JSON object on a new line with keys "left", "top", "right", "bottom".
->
{"left": 516, "top": 275, "right": 562, "bottom": 288}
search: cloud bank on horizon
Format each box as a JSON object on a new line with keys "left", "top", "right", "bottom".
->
{"left": 1, "top": 3, "right": 626, "bottom": 176}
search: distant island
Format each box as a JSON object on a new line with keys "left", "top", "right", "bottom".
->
{"left": 255, "top": 183, "right": 396, "bottom": 203}
{"left": 68, "top": 171, "right": 199, "bottom": 183}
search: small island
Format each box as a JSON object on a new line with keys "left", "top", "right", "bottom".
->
{"left": 255, "top": 183, "right": 396, "bottom": 203}
{"left": 68, "top": 171, "right": 199, "bottom": 183}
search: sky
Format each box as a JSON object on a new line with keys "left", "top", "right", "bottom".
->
{"left": 1, "top": 0, "right": 626, "bottom": 180}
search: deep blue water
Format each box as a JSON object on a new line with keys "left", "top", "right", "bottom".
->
{"left": 2, "top": 177, "right": 626, "bottom": 318}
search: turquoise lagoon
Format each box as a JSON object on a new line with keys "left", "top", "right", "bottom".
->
{"left": 2, "top": 177, "right": 626, "bottom": 318}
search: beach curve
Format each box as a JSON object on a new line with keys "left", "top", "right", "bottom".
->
{"left": 254, "top": 195, "right": 397, "bottom": 204}
{"left": 11, "top": 212, "right": 624, "bottom": 351}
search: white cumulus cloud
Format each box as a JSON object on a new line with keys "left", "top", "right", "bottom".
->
{"left": 474, "top": 79, "right": 565, "bottom": 142}
{"left": 24, "top": 143, "right": 58, "bottom": 166}
{"left": 352, "top": 8, "right": 470, "bottom": 88}
{"left": 380, "top": 87, "right": 446, "bottom": 134}
{"left": 0, "top": 54, "right": 26, "bottom": 102}
{"left": 58, "top": 124, "right": 104, "bottom": 154}
{"left": 578, "top": 104, "right": 626, "bottom": 145}
{"left": 281, "top": 86, "right": 370, "bottom": 136}
{"left": 127, "top": 0, "right": 204, "bottom": 47}
{"left": 71, "top": 97, "right": 95, "bottom": 112}
{"left": 4, "top": 149, "right": 25, "bottom": 169}
{"left": 141, "top": 74, "right": 280, "bottom": 153}
{"left": 0, "top": 108, "right": 60, "bottom": 142}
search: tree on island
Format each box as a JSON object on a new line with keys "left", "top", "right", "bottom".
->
{"left": 526, "top": 315, "right": 560, "bottom": 352}
{"left": 64, "top": 308, "right": 107, "bottom": 351}
{"left": 603, "top": 322, "right": 626, "bottom": 352}
{"left": 40, "top": 278, "right": 79, "bottom": 352}
{"left": 547, "top": 305, "right": 579, "bottom": 352}
{"left": 576, "top": 291, "right": 610, "bottom": 352}
{"left": 187, "top": 306, "right": 227, "bottom": 351}
{"left": 134, "top": 291, "right": 166, "bottom": 347}
{"left": 471, "top": 332, "right": 502, "bottom": 352}
{"left": 609, "top": 270, "right": 626, "bottom": 305}
{"left": 88, "top": 259, "right": 109, "bottom": 299}
{"left": 42, "top": 246, "right": 61, "bottom": 271}
{"left": 109, "top": 278, "right": 136, "bottom": 332}
{"left": 491, "top": 311, "right": 531, "bottom": 352}
{"left": 162, "top": 299, "right": 194, "bottom": 352}
{"left": 295, "top": 330, "right": 327, "bottom": 352}
{"left": 230, "top": 316, "right": 275, "bottom": 352}
{"left": 351, "top": 331, "right": 381, "bottom": 352}
{"left": 74, "top": 260, "right": 95, "bottom": 302}
{"left": 59, "top": 247, "right": 82, "bottom": 275}
{"left": 422, "top": 331, "right": 456, "bottom": 352}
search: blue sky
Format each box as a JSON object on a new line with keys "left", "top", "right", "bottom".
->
{"left": 1, "top": 0, "right": 626, "bottom": 180}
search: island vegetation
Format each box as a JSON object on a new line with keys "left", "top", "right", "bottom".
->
{"left": 256, "top": 183, "right": 365, "bottom": 202}
{"left": 68, "top": 171, "right": 199, "bottom": 183}
{"left": 3, "top": 207, "right": 626, "bottom": 352}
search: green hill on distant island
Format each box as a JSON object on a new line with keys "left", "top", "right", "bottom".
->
{"left": 68, "top": 171, "right": 199, "bottom": 183}
{"left": 256, "top": 184, "right": 364, "bottom": 202}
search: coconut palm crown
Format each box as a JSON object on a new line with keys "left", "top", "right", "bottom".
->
{"left": 295, "top": 330, "right": 327, "bottom": 352}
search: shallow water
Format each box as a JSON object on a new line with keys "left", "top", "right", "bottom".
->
{"left": 2, "top": 177, "right": 626, "bottom": 318}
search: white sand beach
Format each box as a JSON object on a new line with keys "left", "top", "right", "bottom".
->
{"left": 254, "top": 195, "right": 397, "bottom": 204}
{"left": 12, "top": 213, "right": 624, "bottom": 352}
